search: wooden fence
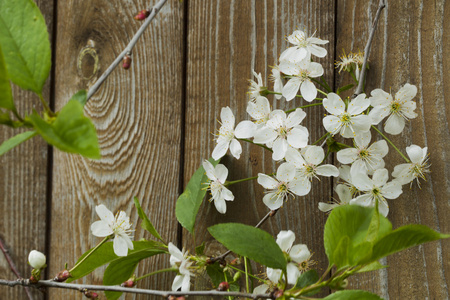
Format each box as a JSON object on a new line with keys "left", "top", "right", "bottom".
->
{"left": 1, "top": 0, "right": 449, "bottom": 299}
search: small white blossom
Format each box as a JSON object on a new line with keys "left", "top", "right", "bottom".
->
{"left": 323, "top": 93, "right": 372, "bottom": 138}
{"left": 248, "top": 70, "right": 265, "bottom": 102}
{"left": 392, "top": 145, "right": 430, "bottom": 186}
{"left": 202, "top": 160, "right": 234, "bottom": 214}
{"left": 279, "top": 59, "right": 324, "bottom": 102}
{"left": 212, "top": 107, "right": 256, "bottom": 160}
{"left": 258, "top": 163, "right": 310, "bottom": 210}
{"left": 270, "top": 66, "right": 284, "bottom": 99}
{"left": 350, "top": 169, "right": 402, "bottom": 217}
{"left": 369, "top": 84, "right": 418, "bottom": 135}
{"left": 253, "top": 109, "right": 309, "bottom": 161}
{"left": 169, "top": 243, "right": 193, "bottom": 292}
{"left": 91, "top": 205, "right": 134, "bottom": 257}
{"left": 337, "top": 131, "right": 388, "bottom": 175}
{"left": 319, "top": 184, "right": 352, "bottom": 212}
{"left": 280, "top": 30, "right": 328, "bottom": 63}
{"left": 246, "top": 96, "right": 271, "bottom": 128}
{"left": 28, "top": 250, "right": 46, "bottom": 269}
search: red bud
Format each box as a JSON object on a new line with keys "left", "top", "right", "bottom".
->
{"left": 123, "top": 55, "right": 132, "bottom": 70}
{"left": 121, "top": 279, "right": 136, "bottom": 288}
{"left": 83, "top": 290, "right": 99, "bottom": 299}
{"left": 217, "top": 281, "right": 230, "bottom": 291}
{"left": 54, "top": 269, "right": 71, "bottom": 282}
{"left": 176, "top": 297, "right": 186, "bottom": 300}
{"left": 29, "top": 275, "right": 38, "bottom": 284}
{"left": 134, "top": 9, "right": 150, "bottom": 20}
{"left": 272, "top": 289, "right": 284, "bottom": 299}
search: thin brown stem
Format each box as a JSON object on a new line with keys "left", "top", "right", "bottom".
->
{"left": 0, "top": 237, "right": 34, "bottom": 300}
{"left": 352, "top": 0, "right": 386, "bottom": 98}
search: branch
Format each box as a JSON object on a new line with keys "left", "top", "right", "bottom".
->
{"left": 86, "top": 0, "right": 169, "bottom": 102}
{"left": 352, "top": 0, "right": 386, "bottom": 98}
{"left": 0, "top": 279, "right": 272, "bottom": 299}
{"left": 209, "top": 209, "right": 278, "bottom": 263}
{"left": 0, "top": 237, "right": 34, "bottom": 300}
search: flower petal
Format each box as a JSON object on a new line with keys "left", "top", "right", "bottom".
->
{"left": 323, "top": 93, "right": 346, "bottom": 115}
{"left": 263, "top": 193, "right": 284, "bottom": 210}
{"left": 285, "top": 147, "right": 306, "bottom": 168}
{"left": 214, "top": 164, "right": 229, "bottom": 183}
{"left": 406, "top": 145, "right": 427, "bottom": 164}
{"left": 287, "top": 126, "right": 309, "bottom": 148}
{"left": 90, "top": 220, "right": 113, "bottom": 237}
{"left": 285, "top": 108, "right": 307, "bottom": 128}
{"left": 276, "top": 230, "right": 295, "bottom": 251}
{"left": 113, "top": 235, "right": 129, "bottom": 256}
{"left": 337, "top": 148, "right": 358, "bottom": 164}
{"left": 372, "top": 168, "right": 389, "bottom": 187}
{"left": 212, "top": 141, "right": 229, "bottom": 160}
{"left": 381, "top": 181, "right": 403, "bottom": 199}
{"left": 282, "top": 77, "right": 302, "bottom": 101}
{"left": 272, "top": 138, "right": 288, "bottom": 161}
{"left": 257, "top": 174, "right": 279, "bottom": 189}
{"left": 220, "top": 107, "right": 235, "bottom": 128}
{"left": 253, "top": 126, "right": 277, "bottom": 144}
{"left": 323, "top": 115, "right": 342, "bottom": 135}
{"left": 95, "top": 204, "right": 115, "bottom": 225}
{"left": 347, "top": 94, "right": 370, "bottom": 115}
{"left": 202, "top": 160, "right": 217, "bottom": 181}
{"left": 350, "top": 194, "right": 373, "bottom": 207}
{"left": 300, "top": 80, "right": 317, "bottom": 102}
{"left": 290, "top": 244, "right": 310, "bottom": 263}
{"left": 288, "top": 179, "right": 311, "bottom": 196}
{"left": 235, "top": 121, "right": 256, "bottom": 138}
{"left": 214, "top": 197, "right": 227, "bottom": 214}
{"left": 229, "top": 139, "right": 242, "bottom": 159}
{"left": 384, "top": 114, "right": 405, "bottom": 135}
{"left": 303, "top": 145, "right": 324, "bottom": 165}
{"left": 335, "top": 184, "right": 352, "bottom": 204}
{"left": 395, "top": 83, "right": 417, "bottom": 102}
{"left": 316, "top": 165, "right": 339, "bottom": 177}
{"left": 276, "top": 162, "right": 296, "bottom": 183}
{"left": 286, "top": 262, "right": 301, "bottom": 285}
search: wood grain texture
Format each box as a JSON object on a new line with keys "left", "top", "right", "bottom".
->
{"left": 336, "top": 0, "right": 450, "bottom": 298}
{"left": 184, "top": 0, "right": 335, "bottom": 296}
{"left": 0, "top": 1, "right": 54, "bottom": 299}
{"left": 49, "top": 0, "right": 184, "bottom": 298}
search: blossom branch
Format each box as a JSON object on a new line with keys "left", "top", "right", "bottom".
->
{"left": 0, "top": 279, "right": 272, "bottom": 299}
{"left": 86, "top": 0, "right": 168, "bottom": 102}
{"left": 0, "top": 237, "right": 34, "bottom": 300}
{"left": 352, "top": 0, "right": 386, "bottom": 98}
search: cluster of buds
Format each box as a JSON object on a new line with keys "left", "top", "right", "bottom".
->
{"left": 134, "top": 9, "right": 151, "bottom": 21}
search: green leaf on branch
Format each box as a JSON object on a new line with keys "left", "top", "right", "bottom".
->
{"left": 0, "top": 110, "right": 23, "bottom": 128}
{"left": 208, "top": 223, "right": 286, "bottom": 272}
{"left": 176, "top": 158, "right": 219, "bottom": 234}
{"left": 323, "top": 290, "right": 383, "bottom": 300}
{"left": 0, "top": 45, "right": 14, "bottom": 110}
{"left": 357, "top": 261, "right": 387, "bottom": 273}
{"left": 0, "top": 0, "right": 51, "bottom": 94}
{"left": 70, "top": 90, "right": 87, "bottom": 107}
{"left": 0, "top": 130, "right": 37, "bottom": 156}
{"left": 103, "top": 246, "right": 167, "bottom": 300}
{"left": 364, "top": 224, "right": 450, "bottom": 264}
{"left": 29, "top": 99, "right": 100, "bottom": 159}
{"left": 67, "top": 240, "right": 165, "bottom": 283}
{"left": 133, "top": 197, "right": 163, "bottom": 242}
{"left": 294, "top": 269, "right": 321, "bottom": 296}
{"left": 333, "top": 236, "right": 350, "bottom": 270}
{"left": 337, "top": 84, "right": 355, "bottom": 95}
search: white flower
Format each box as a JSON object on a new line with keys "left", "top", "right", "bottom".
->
{"left": 91, "top": 205, "right": 134, "bottom": 257}
{"left": 369, "top": 84, "right": 418, "bottom": 135}
{"left": 267, "top": 230, "right": 311, "bottom": 285}
{"left": 258, "top": 163, "right": 310, "bottom": 210}
{"left": 279, "top": 59, "right": 324, "bottom": 102}
{"left": 280, "top": 30, "right": 328, "bottom": 63}
{"left": 202, "top": 160, "right": 234, "bottom": 214}
{"left": 392, "top": 145, "right": 430, "bottom": 186}
{"left": 337, "top": 131, "right": 388, "bottom": 175}
{"left": 350, "top": 169, "right": 403, "bottom": 217}
{"left": 323, "top": 93, "right": 372, "bottom": 138}
{"left": 253, "top": 109, "right": 309, "bottom": 161}
{"left": 285, "top": 146, "right": 339, "bottom": 195}
{"left": 248, "top": 70, "right": 265, "bottom": 102}
{"left": 246, "top": 96, "right": 271, "bottom": 128}
{"left": 169, "top": 243, "right": 193, "bottom": 292}
{"left": 319, "top": 184, "right": 352, "bottom": 212}
{"left": 212, "top": 107, "right": 256, "bottom": 160}
{"left": 28, "top": 250, "right": 46, "bottom": 269}
{"left": 270, "top": 66, "right": 284, "bottom": 99}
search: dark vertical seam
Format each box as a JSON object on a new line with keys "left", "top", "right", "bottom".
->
{"left": 44, "top": 1, "right": 58, "bottom": 297}
{"left": 177, "top": 0, "right": 189, "bottom": 249}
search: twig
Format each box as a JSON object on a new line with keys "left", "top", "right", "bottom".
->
{"left": 352, "top": 0, "right": 386, "bottom": 98}
{"left": 209, "top": 210, "right": 278, "bottom": 263}
{"left": 86, "top": 0, "right": 169, "bottom": 101}
{"left": 0, "top": 279, "right": 272, "bottom": 299}
{"left": 0, "top": 237, "right": 34, "bottom": 300}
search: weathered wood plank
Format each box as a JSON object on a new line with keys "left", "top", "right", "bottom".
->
{"left": 0, "top": 1, "right": 54, "bottom": 299}
{"left": 49, "top": 1, "right": 184, "bottom": 298}
{"left": 336, "top": 0, "right": 450, "bottom": 298}
{"left": 184, "top": 0, "right": 335, "bottom": 295}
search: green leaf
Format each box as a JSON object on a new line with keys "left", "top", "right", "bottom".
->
{"left": 333, "top": 236, "right": 350, "bottom": 270}
{"left": 0, "top": 130, "right": 36, "bottom": 156}
{"left": 70, "top": 90, "right": 87, "bottom": 107}
{"left": 0, "top": 0, "right": 51, "bottom": 93}
{"left": 363, "top": 224, "right": 450, "bottom": 264}
{"left": 205, "top": 262, "right": 240, "bottom": 292}
{"left": 29, "top": 100, "right": 100, "bottom": 159}
{"left": 133, "top": 197, "right": 163, "bottom": 241}
{"left": 357, "top": 261, "right": 387, "bottom": 273}
{"left": 324, "top": 205, "right": 391, "bottom": 267}
{"left": 323, "top": 290, "right": 383, "bottom": 300}
{"left": 337, "top": 84, "right": 355, "bottom": 95}
{"left": 294, "top": 269, "right": 320, "bottom": 296}
{"left": 67, "top": 240, "right": 164, "bottom": 283}
{"left": 208, "top": 223, "right": 286, "bottom": 272}
{"left": 195, "top": 242, "right": 205, "bottom": 256}
{"left": 176, "top": 158, "right": 219, "bottom": 234}
{"left": 0, "top": 110, "right": 22, "bottom": 128}
{"left": 0, "top": 44, "right": 13, "bottom": 110}
{"left": 104, "top": 246, "right": 167, "bottom": 300}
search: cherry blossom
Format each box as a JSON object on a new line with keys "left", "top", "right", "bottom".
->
{"left": 169, "top": 243, "right": 193, "bottom": 291}
{"left": 392, "top": 145, "right": 430, "bottom": 185}
{"left": 279, "top": 30, "right": 328, "bottom": 63}
{"left": 202, "top": 160, "right": 234, "bottom": 214}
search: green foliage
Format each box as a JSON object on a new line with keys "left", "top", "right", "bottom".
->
{"left": 293, "top": 269, "right": 321, "bottom": 296}
{"left": 208, "top": 223, "right": 286, "bottom": 272}
{"left": 324, "top": 205, "right": 449, "bottom": 270}
{"left": 0, "top": 0, "right": 51, "bottom": 94}
{"left": 29, "top": 99, "right": 100, "bottom": 159}
{"left": 0, "top": 130, "right": 36, "bottom": 156}
{"left": 323, "top": 290, "right": 383, "bottom": 300}
{"left": 133, "top": 197, "right": 163, "bottom": 242}
{"left": 104, "top": 246, "right": 167, "bottom": 300}
{"left": 0, "top": 45, "right": 13, "bottom": 110}
{"left": 176, "top": 158, "right": 219, "bottom": 234}
{"left": 70, "top": 90, "right": 87, "bottom": 107}
{"left": 67, "top": 240, "right": 165, "bottom": 283}
{"left": 195, "top": 242, "right": 205, "bottom": 256}
{"left": 336, "top": 84, "right": 355, "bottom": 95}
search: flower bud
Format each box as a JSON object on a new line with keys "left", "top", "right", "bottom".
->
{"left": 232, "top": 272, "right": 241, "bottom": 282}
{"left": 123, "top": 55, "right": 132, "bottom": 70}
{"left": 272, "top": 289, "right": 284, "bottom": 299}
{"left": 83, "top": 290, "right": 99, "bottom": 299}
{"left": 176, "top": 297, "right": 186, "bottom": 300}
{"left": 28, "top": 250, "right": 46, "bottom": 269}
{"left": 217, "top": 281, "right": 229, "bottom": 291}
{"left": 29, "top": 274, "right": 39, "bottom": 283}
{"left": 121, "top": 275, "right": 136, "bottom": 288}
{"left": 134, "top": 9, "right": 150, "bottom": 21}
{"left": 167, "top": 296, "right": 177, "bottom": 300}
{"left": 54, "top": 269, "right": 71, "bottom": 282}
